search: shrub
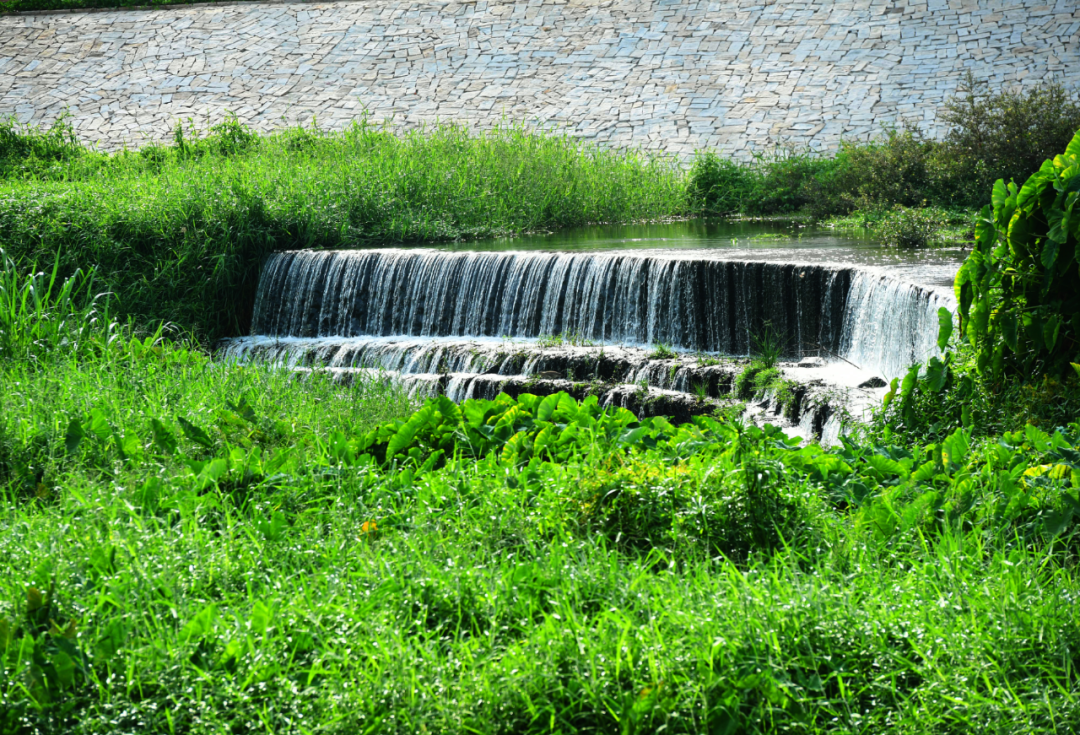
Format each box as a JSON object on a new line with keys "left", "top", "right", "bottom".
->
{"left": 742, "top": 148, "right": 839, "bottom": 215}
{"left": 873, "top": 205, "right": 946, "bottom": 248}
{"left": 941, "top": 74, "right": 1080, "bottom": 203}
{"left": 954, "top": 129, "right": 1080, "bottom": 380}
{"left": 686, "top": 151, "right": 752, "bottom": 214}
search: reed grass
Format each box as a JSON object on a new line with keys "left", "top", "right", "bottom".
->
{"left": 2, "top": 340, "right": 1078, "bottom": 733}
{"left": 0, "top": 116, "right": 686, "bottom": 341}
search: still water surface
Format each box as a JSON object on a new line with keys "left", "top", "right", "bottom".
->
{"left": 439, "top": 219, "right": 966, "bottom": 292}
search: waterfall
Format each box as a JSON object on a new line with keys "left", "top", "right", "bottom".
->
{"left": 249, "top": 249, "right": 851, "bottom": 358}
{"left": 839, "top": 271, "right": 954, "bottom": 379}
{"left": 231, "top": 248, "right": 953, "bottom": 383}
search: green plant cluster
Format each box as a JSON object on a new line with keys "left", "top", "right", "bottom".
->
{"left": 955, "top": 130, "right": 1080, "bottom": 380}
{"left": 688, "top": 80, "right": 1080, "bottom": 229}
{"left": 2, "top": 257, "right": 1080, "bottom": 732}
{"left": 0, "top": 115, "right": 685, "bottom": 341}
{"left": 6, "top": 369, "right": 1080, "bottom": 732}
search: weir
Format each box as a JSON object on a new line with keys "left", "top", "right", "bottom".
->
{"left": 221, "top": 246, "right": 958, "bottom": 440}
{"left": 241, "top": 248, "right": 951, "bottom": 379}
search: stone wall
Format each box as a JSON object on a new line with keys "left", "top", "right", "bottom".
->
{"left": 1, "top": 0, "right": 1077, "bottom": 158}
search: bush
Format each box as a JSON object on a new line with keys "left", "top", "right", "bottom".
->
{"left": 686, "top": 151, "right": 752, "bottom": 214}
{"left": 941, "top": 74, "right": 1080, "bottom": 203}
{"left": 873, "top": 205, "right": 947, "bottom": 248}
{"left": 742, "top": 149, "right": 840, "bottom": 216}
{"left": 955, "top": 129, "right": 1080, "bottom": 381}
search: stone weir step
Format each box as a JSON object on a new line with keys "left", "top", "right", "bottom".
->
{"left": 246, "top": 248, "right": 953, "bottom": 380}
{"left": 221, "top": 337, "right": 887, "bottom": 443}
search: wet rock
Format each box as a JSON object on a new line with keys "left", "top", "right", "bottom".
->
{"left": 858, "top": 376, "right": 888, "bottom": 388}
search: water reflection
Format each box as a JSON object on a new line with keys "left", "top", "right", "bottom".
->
{"left": 437, "top": 219, "right": 965, "bottom": 292}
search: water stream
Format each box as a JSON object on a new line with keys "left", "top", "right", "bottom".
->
{"left": 220, "top": 221, "right": 966, "bottom": 436}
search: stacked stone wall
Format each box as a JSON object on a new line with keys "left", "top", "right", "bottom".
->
{"left": 1, "top": 0, "right": 1077, "bottom": 157}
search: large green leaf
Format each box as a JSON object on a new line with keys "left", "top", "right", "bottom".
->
{"left": 150, "top": 418, "right": 178, "bottom": 455}
{"left": 1064, "top": 128, "right": 1080, "bottom": 161}
{"left": 1000, "top": 310, "right": 1019, "bottom": 352}
{"left": 178, "top": 416, "right": 214, "bottom": 449}
{"left": 1043, "top": 313, "right": 1061, "bottom": 352}
{"left": 386, "top": 403, "right": 434, "bottom": 458}
{"left": 64, "top": 418, "right": 85, "bottom": 456}
{"left": 936, "top": 308, "right": 953, "bottom": 351}
{"left": 923, "top": 356, "right": 949, "bottom": 393}
{"left": 941, "top": 428, "right": 970, "bottom": 470}
{"left": 991, "top": 179, "right": 1009, "bottom": 215}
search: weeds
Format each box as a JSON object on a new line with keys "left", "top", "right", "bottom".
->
{"left": 750, "top": 320, "right": 784, "bottom": 369}
{"left": 647, "top": 342, "right": 678, "bottom": 360}
{"left": 0, "top": 116, "right": 686, "bottom": 341}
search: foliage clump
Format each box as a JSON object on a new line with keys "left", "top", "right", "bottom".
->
{"left": 955, "top": 129, "right": 1080, "bottom": 380}
{"left": 688, "top": 79, "right": 1080, "bottom": 230}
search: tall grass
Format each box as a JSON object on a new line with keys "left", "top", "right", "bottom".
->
{"left": 1, "top": 359, "right": 1078, "bottom": 732}
{"left": 0, "top": 116, "right": 686, "bottom": 340}
{"left": 0, "top": 248, "right": 117, "bottom": 362}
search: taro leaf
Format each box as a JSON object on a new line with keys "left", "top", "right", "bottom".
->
{"left": 899, "top": 364, "right": 919, "bottom": 402}
{"left": 177, "top": 416, "right": 214, "bottom": 449}
{"left": 1071, "top": 362, "right": 1080, "bottom": 381}
{"left": 1053, "top": 446, "right": 1080, "bottom": 468}
{"left": 463, "top": 401, "right": 490, "bottom": 428}
{"left": 936, "top": 308, "right": 953, "bottom": 351}
{"left": 923, "top": 356, "right": 949, "bottom": 393}
{"left": 618, "top": 426, "right": 649, "bottom": 446}
{"left": 150, "top": 418, "right": 177, "bottom": 455}
{"left": 51, "top": 647, "right": 77, "bottom": 689}
{"left": 1000, "top": 310, "right": 1019, "bottom": 352}
{"left": 969, "top": 300, "right": 990, "bottom": 342}
{"left": 119, "top": 432, "right": 144, "bottom": 462}
{"left": 974, "top": 208, "right": 995, "bottom": 251}
{"left": 386, "top": 403, "right": 434, "bottom": 458}
{"left": 1044, "top": 507, "right": 1074, "bottom": 537}
{"left": 1025, "top": 312, "right": 1045, "bottom": 351}
{"left": 250, "top": 601, "right": 273, "bottom": 636}
{"left": 1043, "top": 314, "right": 1061, "bottom": 352}
{"left": 1042, "top": 236, "right": 1061, "bottom": 269}
{"left": 882, "top": 377, "right": 900, "bottom": 408}
{"left": 991, "top": 180, "right": 1009, "bottom": 216}
{"left": 867, "top": 454, "right": 908, "bottom": 479}
{"left": 435, "top": 395, "right": 461, "bottom": 427}
{"left": 942, "top": 428, "right": 971, "bottom": 470}
{"left": 226, "top": 395, "right": 258, "bottom": 424}
{"left": 961, "top": 404, "right": 973, "bottom": 429}
{"left": 536, "top": 392, "right": 560, "bottom": 422}
{"left": 180, "top": 604, "right": 217, "bottom": 642}
{"left": 64, "top": 418, "right": 85, "bottom": 456}
{"left": 88, "top": 409, "right": 111, "bottom": 442}
{"left": 1008, "top": 210, "right": 1033, "bottom": 255}
{"left": 1066, "top": 129, "right": 1080, "bottom": 160}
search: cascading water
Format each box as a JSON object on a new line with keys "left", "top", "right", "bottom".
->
{"left": 221, "top": 246, "right": 958, "bottom": 440}
{"left": 249, "top": 249, "right": 850, "bottom": 358}
{"left": 239, "top": 248, "right": 950, "bottom": 378}
{"left": 839, "top": 272, "right": 954, "bottom": 379}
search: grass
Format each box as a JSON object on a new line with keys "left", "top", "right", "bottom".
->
{"left": 0, "top": 115, "right": 686, "bottom": 342}
{"left": 4, "top": 113, "right": 1080, "bottom": 733}
{"left": 3, "top": 242, "right": 1080, "bottom": 734}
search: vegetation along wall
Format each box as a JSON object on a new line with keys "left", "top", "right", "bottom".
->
{"left": 1, "top": 0, "right": 1078, "bottom": 157}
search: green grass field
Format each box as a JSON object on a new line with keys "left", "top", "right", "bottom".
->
{"left": 2, "top": 252, "right": 1080, "bottom": 733}
{"left": 2, "top": 118, "right": 1080, "bottom": 734}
